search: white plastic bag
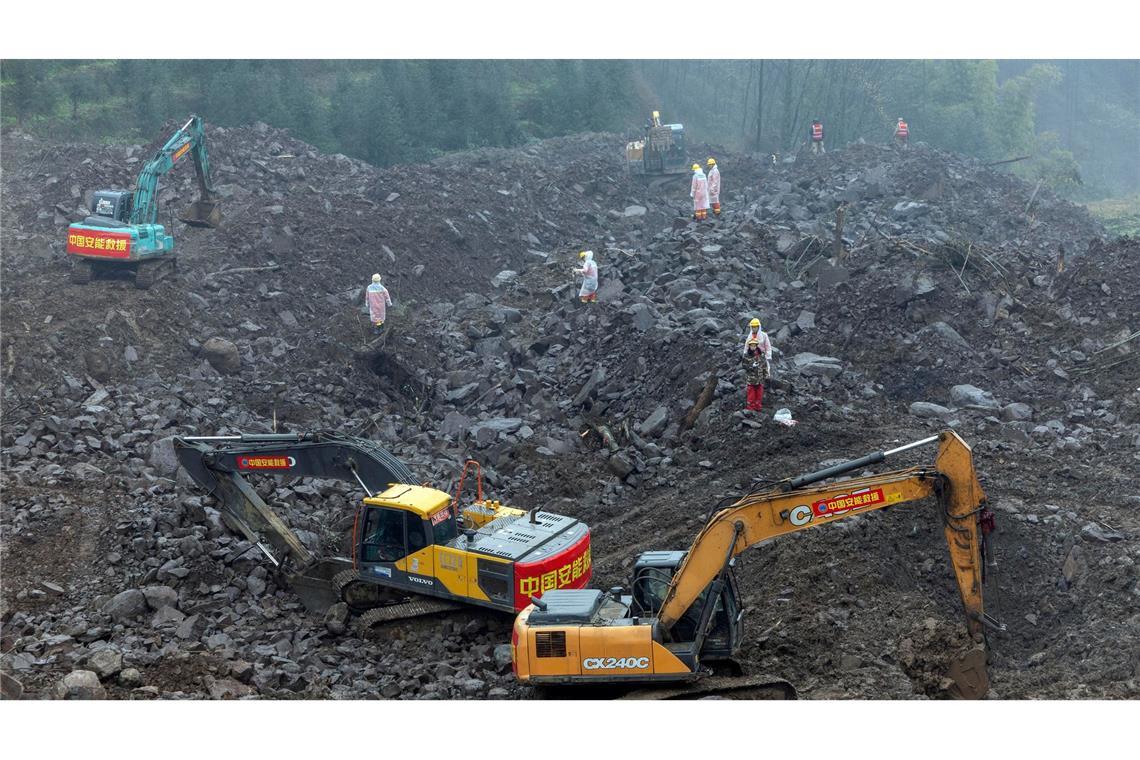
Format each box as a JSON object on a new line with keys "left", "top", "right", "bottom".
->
{"left": 773, "top": 408, "right": 797, "bottom": 427}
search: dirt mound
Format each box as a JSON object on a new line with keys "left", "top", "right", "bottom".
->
{"left": 2, "top": 124, "right": 1137, "bottom": 700}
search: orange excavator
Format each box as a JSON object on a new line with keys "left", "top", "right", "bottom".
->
{"left": 511, "top": 431, "right": 1000, "bottom": 698}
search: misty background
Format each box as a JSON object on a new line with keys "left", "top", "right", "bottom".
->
{"left": 2, "top": 60, "right": 1137, "bottom": 203}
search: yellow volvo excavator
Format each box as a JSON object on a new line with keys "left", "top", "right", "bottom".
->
{"left": 174, "top": 432, "right": 592, "bottom": 625}
{"left": 511, "top": 431, "right": 999, "bottom": 698}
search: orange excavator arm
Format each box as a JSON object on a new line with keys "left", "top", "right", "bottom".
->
{"left": 658, "top": 431, "right": 989, "bottom": 639}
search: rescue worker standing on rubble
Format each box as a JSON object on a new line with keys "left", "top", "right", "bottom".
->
{"left": 894, "top": 117, "right": 909, "bottom": 149}
{"left": 810, "top": 119, "right": 826, "bottom": 155}
{"left": 691, "top": 163, "right": 710, "bottom": 221}
{"left": 573, "top": 250, "right": 599, "bottom": 303}
{"left": 743, "top": 317, "right": 773, "bottom": 366}
{"left": 706, "top": 158, "right": 722, "bottom": 216}
{"left": 742, "top": 337, "right": 769, "bottom": 412}
{"left": 365, "top": 273, "right": 392, "bottom": 333}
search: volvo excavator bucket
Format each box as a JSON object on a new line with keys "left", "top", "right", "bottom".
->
{"left": 179, "top": 198, "right": 222, "bottom": 228}
{"left": 288, "top": 558, "right": 353, "bottom": 614}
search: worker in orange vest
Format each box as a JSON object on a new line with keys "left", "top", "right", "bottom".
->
{"left": 894, "top": 118, "right": 909, "bottom": 149}
{"left": 809, "top": 119, "right": 825, "bottom": 155}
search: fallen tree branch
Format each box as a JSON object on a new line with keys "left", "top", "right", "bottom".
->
{"left": 205, "top": 264, "right": 282, "bottom": 279}
{"left": 1024, "top": 179, "right": 1044, "bottom": 215}
{"left": 832, "top": 203, "right": 847, "bottom": 263}
{"left": 1092, "top": 330, "right": 1140, "bottom": 356}
{"left": 984, "top": 155, "right": 1032, "bottom": 167}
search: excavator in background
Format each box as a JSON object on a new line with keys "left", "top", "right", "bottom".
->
{"left": 173, "top": 432, "right": 591, "bottom": 625}
{"left": 65, "top": 114, "right": 221, "bottom": 289}
{"left": 512, "top": 431, "right": 999, "bottom": 699}
{"left": 625, "top": 110, "right": 688, "bottom": 186}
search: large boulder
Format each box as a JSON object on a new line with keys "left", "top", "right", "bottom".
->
{"left": 607, "top": 453, "right": 635, "bottom": 479}
{"left": 87, "top": 649, "right": 124, "bottom": 679}
{"left": 469, "top": 418, "right": 523, "bottom": 446}
{"left": 929, "top": 321, "right": 969, "bottom": 348}
{"left": 147, "top": 436, "right": 181, "bottom": 477}
{"left": 793, "top": 352, "right": 844, "bottom": 379}
{"left": 142, "top": 585, "right": 179, "bottom": 611}
{"left": 572, "top": 366, "right": 606, "bottom": 406}
{"left": 439, "top": 411, "right": 471, "bottom": 438}
{"left": 491, "top": 270, "right": 518, "bottom": 288}
{"left": 626, "top": 303, "right": 655, "bottom": 332}
{"left": 950, "top": 384, "right": 999, "bottom": 409}
{"left": 103, "top": 589, "right": 147, "bottom": 623}
{"left": 909, "top": 402, "right": 954, "bottom": 421}
{"left": 56, "top": 670, "right": 106, "bottom": 700}
{"left": 1, "top": 672, "right": 23, "bottom": 700}
{"left": 1002, "top": 402, "right": 1033, "bottom": 421}
{"left": 639, "top": 405, "right": 670, "bottom": 437}
{"left": 201, "top": 337, "right": 241, "bottom": 374}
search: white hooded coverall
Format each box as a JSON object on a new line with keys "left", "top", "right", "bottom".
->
{"left": 576, "top": 251, "right": 598, "bottom": 299}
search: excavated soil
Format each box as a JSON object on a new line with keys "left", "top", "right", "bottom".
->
{"left": 2, "top": 122, "right": 1138, "bottom": 700}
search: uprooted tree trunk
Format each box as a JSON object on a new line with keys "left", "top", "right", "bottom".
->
{"left": 833, "top": 203, "right": 847, "bottom": 263}
{"left": 682, "top": 373, "right": 718, "bottom": 431}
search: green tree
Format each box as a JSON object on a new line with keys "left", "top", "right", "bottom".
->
{"left": 1, "top": 60, "right": 57, "bottom": 127}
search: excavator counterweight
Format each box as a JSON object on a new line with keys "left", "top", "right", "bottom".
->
{"left": 512, "top": 431, "right": 995, "bottom": 698}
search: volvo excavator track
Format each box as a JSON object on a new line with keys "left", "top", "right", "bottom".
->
{"left": 357, "top": 598, "right": 467, "bottom": 628}
{"left": 333, "top": 568, "right": 406, "bottom": 613}
{"left": 332, "top": 568, "right": 466, "bottom": 625}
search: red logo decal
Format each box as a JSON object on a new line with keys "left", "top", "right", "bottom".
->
{"left": 67, "top": 229, "right": 133, "bottom": 258}
{"left": 813, "top": 488, "right": 885, "bottom": 516}
{"left": 236, "top": 455, "right": 295, "bottom": 470}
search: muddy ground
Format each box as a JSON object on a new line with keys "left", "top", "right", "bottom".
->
{"left": 2, "top": 122, "right": 1137, "bottom": 700}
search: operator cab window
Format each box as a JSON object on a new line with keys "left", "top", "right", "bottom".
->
{"left": 633, "top": 571, "right": 726, "bottom": 644}
{"left": 406, "top": 516, "right": 430, "bottom": 555}
{"left": 432, "top": 512, "right": 458, "bottom": 546}
{"left": 633, "top": 571, "right": 670, "bottom": 617}
{"left": 361, "top": 507, "right": 406, "bottom": 563}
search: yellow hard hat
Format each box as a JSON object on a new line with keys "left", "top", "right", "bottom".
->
{"left": 747, "top": 338, "right": 760, "bottom": 346}
{"left": 692, "top": 164, "right": 700, "bottom": 171}
{"left": 707, "top": 158, "right": 716, "bottom": 166}
{"left": 750, "top": 318, "right": 760, "bottom": 328}
{"left": 372, "top": 273, "right": 382, "bottom": 283}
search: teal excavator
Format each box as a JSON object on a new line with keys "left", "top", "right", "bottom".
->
{"left": 65, "top": 114, "right": 221, "bottom": 288}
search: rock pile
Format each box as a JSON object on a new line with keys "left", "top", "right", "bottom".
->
{"left": 2, "top": 123, "right": 1137, "bottom": 700}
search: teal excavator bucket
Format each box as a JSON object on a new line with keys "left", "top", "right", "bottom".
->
{"left": 179, "top": 198, "right": 222, "bottom": 228}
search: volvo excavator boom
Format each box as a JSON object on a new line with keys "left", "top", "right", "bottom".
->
{"left": 512, "top": 431, "right": 997, "bottom": 698}
{"left": 174, "top": 431, "right": 415, "bottom": 569}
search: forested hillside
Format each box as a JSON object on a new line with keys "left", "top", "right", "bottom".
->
{"left": 2, "top": 59, "right": 1137, "bottom": 198}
